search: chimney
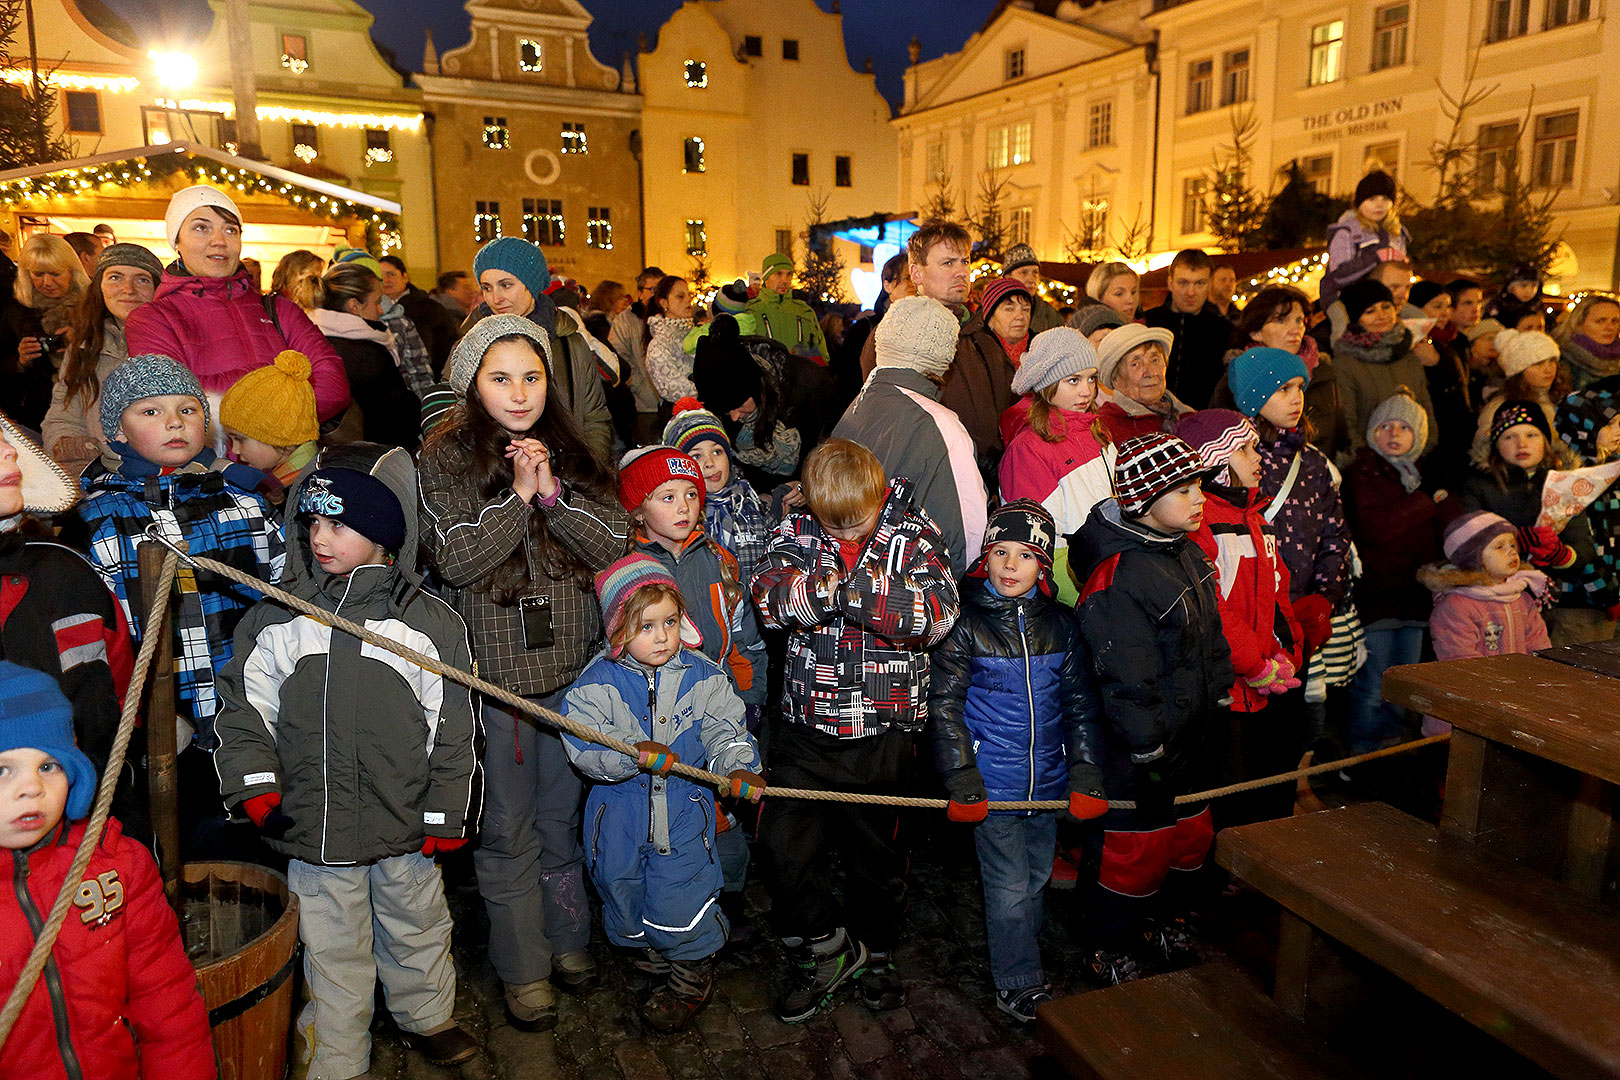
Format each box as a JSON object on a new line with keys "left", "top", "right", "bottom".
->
{"left": 422, "top": 28, "right": 440, "bottom": 75}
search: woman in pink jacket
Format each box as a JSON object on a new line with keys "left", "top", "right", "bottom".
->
{"left": 124, "top": 185, "right": 349, "bottom": 422}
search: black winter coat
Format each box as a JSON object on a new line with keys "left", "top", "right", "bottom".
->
{"left": 930, "top": 580, "right": 1104, "bottom": 805}
{"left": 1068, "top": 500, "right": 1234, "bottom": 798}
{"left": 1342, "top": 448, "right": 1454, "bottom": 624}
{"left": 396, "top": 283, "right": 461, "bottom": 378}
{"left": 324, "top": 332, "right": 421, "bottom": 450}
{"left": 1144, "top": 299, "right": 1231, "bottom": 410}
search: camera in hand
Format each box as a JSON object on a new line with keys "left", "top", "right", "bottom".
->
{"left": 35, "top": 333, "right": 65, "bottom": 353}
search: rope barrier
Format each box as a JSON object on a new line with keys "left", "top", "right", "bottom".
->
{"left": 154, "top": 535, "right": 1449, "bottom": 812}
{"left": 0, "top": 551, "right": 178, "bottom": 1050}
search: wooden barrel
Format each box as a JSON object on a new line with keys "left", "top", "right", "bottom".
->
{"left": 182, "top": 862, "right": 300, "bottom": 1080}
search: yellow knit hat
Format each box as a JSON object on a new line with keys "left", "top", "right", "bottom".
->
{"left": 219, "top": 350, "right": 319, "bottom": 448}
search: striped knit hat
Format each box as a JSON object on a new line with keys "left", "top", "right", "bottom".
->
{"left": 979, "top": 276, "right": 1031, "bottom": 321}
{"left": 617, "top": 445, "right": 705, "bottom": 514}
{"left": 1112, "top": 432, "right": 1206, "bottom": 517}
{"left": 595, "top": 553, "right": 699, "bottom": 657}
{"left": 1443, "top": 511, "right": 1516, "bottom": 571}
{"left": 663, "top": 398, "right": 732, "bottom": 457}
{"left": 1174, "top": 409, "right": 1257, "bottom": 476}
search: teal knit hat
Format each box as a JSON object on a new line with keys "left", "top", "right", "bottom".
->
{"left": 474, "top": 237, "right": 551, "bottom": 299}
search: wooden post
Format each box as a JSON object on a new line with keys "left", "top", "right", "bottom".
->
{"left": 138, "top": 542, "right": 181, "bottom": 914}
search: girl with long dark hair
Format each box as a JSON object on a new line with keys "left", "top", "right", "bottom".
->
{"left": 417, "top": 314, "right": 626, "bottom": 1033}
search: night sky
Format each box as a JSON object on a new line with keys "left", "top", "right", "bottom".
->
{"left": 350, "top": 0, "right": 1001, "bottom": 109}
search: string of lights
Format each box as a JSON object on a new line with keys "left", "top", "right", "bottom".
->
{"left": 0, "top": 68, "right": 141, "bottom": 92}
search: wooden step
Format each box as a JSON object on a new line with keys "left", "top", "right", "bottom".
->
{"left": 1216, "top": 801, "right": 1620, "bottom": 1080}
{"left": 1036, "top": 962, "right": 1367, "bottom": 1080}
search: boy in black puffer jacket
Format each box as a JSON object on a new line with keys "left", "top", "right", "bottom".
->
{"left": 931, "top": 500, "right": 1105, "bottom": 1023}
{"left": 1068, "top": 433, "right": 1234, "bottom": 986}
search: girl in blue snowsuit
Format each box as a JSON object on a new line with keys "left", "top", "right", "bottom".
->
{"left": 562, "top": 553, "right": 763, "bottom": 1034}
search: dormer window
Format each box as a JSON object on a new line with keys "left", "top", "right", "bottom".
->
{"left": 281, "top": 33, "right": 308, "bottom": 74}
{"left": 685, "top": 60, "right": 708, "bottom": 88}
{"left": 519, "top": 40, "right": 542, "bottom": 73}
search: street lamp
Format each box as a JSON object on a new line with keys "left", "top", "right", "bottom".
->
{"left": 148, "top": 50, "right": 198, "bottom": 91}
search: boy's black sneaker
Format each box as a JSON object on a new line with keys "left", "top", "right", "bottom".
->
{"left": 1141, "top": 917, "right": 1198, "bottom": 971}
{"left": 775, "top": 929, "right": 868, "bottom": 1023}
{"left": 1084, "top": 947, "right": 1145, "bottom": 988}
{"left": 856, "top": 953, "right": 906, "bottom": 1012}
{"left": 995, "top": 985, "right": 1053, "bottom": 1023}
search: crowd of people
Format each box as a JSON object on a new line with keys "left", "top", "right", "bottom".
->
{"left": 1, "top": 167, "right": 1618, "bottom": 1078}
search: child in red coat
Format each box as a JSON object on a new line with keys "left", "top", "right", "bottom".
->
{"left": 0, "top": 661, "right": 214, "bottom": 1080}
{"left": 1174, "top": 410, "right": 1304, "bottom": 826}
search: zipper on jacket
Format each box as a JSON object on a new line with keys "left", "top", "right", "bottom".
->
{"left": 13, "top": 849, "right": 85, "bottom": 1080}
{"left": 646, "top": 669, "right": 657, "bottom": 845}
{"left": 591, "top": 804, "right": 607, "bottom": 865}
{"left": 1017, "top": 604, "right": 1037, "bottom": 803}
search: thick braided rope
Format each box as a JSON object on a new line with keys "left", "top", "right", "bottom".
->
{"left": 0, "top": 552, "right": 178, "bottom": 1051}
{"left": 178, "top": 549, "right": 1448, "bottom": 810}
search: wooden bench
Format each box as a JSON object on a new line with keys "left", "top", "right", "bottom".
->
{"left": 1036, "top": 962, "right": 1367, "bottom": 1080}
{"left": 1216, "top": 801, "right": 1620, "bottom": 1080}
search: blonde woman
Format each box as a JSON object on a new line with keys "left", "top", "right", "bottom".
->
{"left": 1085, "top": 261, "right": 1139, "bottom": 320}
{"left": 270, "top": 249, "right": 325, "bottom": 311}
{"left": 1, "top": 234, "right": 90, "bottom": 429}
{"left": 1553, "top": 292, "right": 1620, "bottom": 391}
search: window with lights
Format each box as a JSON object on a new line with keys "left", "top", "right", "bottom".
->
{"left": 587, "top": 208, "right": 613, "bottom": 249}
{"left": 483, "top": 117, "right": 510, "bottom": 150}
{"left": 281, "top": 33, "right": 308, "bottom": 74}
{"left": 683, "top": 137, "right": 706, "bottom": 173}
{"left": 523, "top": 198, "right": 564, "bottom": 246}
{"left": 519, "top": 39, "right": 542, "bottom": 73}
{"left": 561, "top": 123, "right": 587, "bottom": 154}
{"left": 291, "top": 122, "right": 317, "bottom": 163}
{"left": 475, "top": 201, "right": 501, "bottom": 243}
{"left": 685, "top": 219, "right": 707, "bottom": 255}
{"left": 684, "top": 60, "right": 708, "bottom": 87}
{"left": 364, "top": 128, "right": 393, "bottom": 166}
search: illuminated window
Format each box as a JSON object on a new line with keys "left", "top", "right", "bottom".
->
{"left": 685, "top": 219, "right": 707, "bottom": 255}
{"left": 986, "top": 120, "right": 1033, "bottom": 169}
{"left": 1364, "top": 140, "right": 1399, "bottom": 184}
{"left": 1087, "top": 101, "right": 1112, "bottom": 148}
{"left": 1186, "top": 58, "right": 1213, "bottom": 114}
{"left": 364, "top": 128, "right": 393, "bottom": 166}
{"left": 475, "top": 200, "right": 501, "bottom": 244}
{"left": 1004, "top": 47, "right": 1025, "bottom": 81}
{"left": 561, "top": 122, "right": 587, "bottom": 154}
{"left": 1079, "top": 198, "right": 1108, "bottom": 250}
{"left": 1371, "top": 4, "right": 1409, "bottom": 70}
{"left": 587, "top": 207, "right": 613, "bottom": 249}
{"left": 281, "top": 33, "right": 308, "bottom": 74}
{"left": 685, "top": 60, "right": 708, "bottom": 87}
{"left": 683, "top": 137, "right": 706, "bottom": 173}
{"left": 523, "top": 198, "right": 563, "bottom": 246}
{"left": 835, "top": 155, "right": 851, "bottom": 187}
{"left": 791, "top": 152, "right": 809, "bottom": 185}
{"left": 1309, "top": 21, "right": 1344, "bottom": 86}
{"left": 1008, "top": 206, "right": 1032, "bottom": 246}
{"left": 291, "top": 122, "right": 317, "bottom": 163}
{"left": 1181, "top": 176, "right": 1208, "bottom": 233}
{"left": 483, "top": 116, "right": 509, "bottom": 150}
{"left": 63, "top": 90, "right": 101, "bottom": 134}
{"left": 519, "top": 39, "right": 542, "bottom": 73}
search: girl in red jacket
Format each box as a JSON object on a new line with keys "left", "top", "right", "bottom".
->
{"left": 0, "top": 661, "right": 214, "bottom": 1080}
{"left": 1173, "top": 410, "right": 1304, "bottom": 826}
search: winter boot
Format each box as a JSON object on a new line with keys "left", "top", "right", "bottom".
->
{"left": 1084, "top": 947, "right": 1145, "bottom": 988}
{"left": 1140, "top": 916, "right": 1198, "bottom": 971}
{"left": 639, "top": 955, "right": 715, "bottom": 1033}
{"left": 856, "top": 951, "right": 906, "bottom": 1011}
{"left": 552, "top": 947, "right": 600, "bottom": 993}
{"left": 503, "top": 977, "right": 557, "bottom": 1032}
{"left": 399, "top": 1022, "right": 480, "bottom": 1067}
{"left": 774, "top": 928, "right": 868, "bottom": 1023}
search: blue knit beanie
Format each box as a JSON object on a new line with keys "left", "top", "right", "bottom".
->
{"left": 0, "top": 661, "right": 98, "bottom": 821}
{"left": 100, "top": 353, "right": 210, "bottom": 439}
{"left": 1228, "top": 347, "right": 1311, "bottom": 418}
{"left": 474, "top": 237, "right": 550, "bottom": 300}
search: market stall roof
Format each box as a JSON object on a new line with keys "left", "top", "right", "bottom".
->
{"left": 0, "top": 141, "right": 401, "bottom": 216}
{"left": 810, "top": 212, "right": 919, "bottom": 250}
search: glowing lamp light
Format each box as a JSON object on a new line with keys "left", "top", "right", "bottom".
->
{"left": 148, "top": 50, "right": 198, "bottom": 91}
{"left": 850, "top": 242, "right": 900, "bottom": 311}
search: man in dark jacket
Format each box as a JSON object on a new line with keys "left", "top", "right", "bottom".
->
{"left": 380, "top": 255, "right": 461, "bottom": 379}
{"left": 1069, "top": 432, "right": 1233, "bottom": 985}
{"left": 1144, "top": 249, "right": 1233, "bottom": 410}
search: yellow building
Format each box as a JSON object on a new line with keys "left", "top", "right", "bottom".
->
{"left": 417, "top": 0, "right": 644, "bottom": 286}
{"left": 640, "top": 0, "right": 898, "bottom": 290}
{"left": 8, "top": 0, "right": 435, "bottom": 277}
{"left": 896, "top": 0, "right": 1620, "bottom": 293}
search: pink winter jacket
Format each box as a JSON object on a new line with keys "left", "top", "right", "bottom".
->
{"left": 124, "top": 267, "right": 350, "bottom": 421}
{"left": 1419, "top": 562, "right": 1552, "bottom": 736}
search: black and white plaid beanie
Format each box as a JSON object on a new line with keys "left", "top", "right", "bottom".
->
{"left": 1112, "top": 432, "right": 1206, "bottom": 517}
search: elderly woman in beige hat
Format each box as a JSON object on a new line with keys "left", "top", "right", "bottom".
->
{"left": 1095, "top": 323, "right": 1190, "bottom": 443}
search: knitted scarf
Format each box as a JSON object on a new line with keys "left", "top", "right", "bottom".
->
{"left": 1567, "top": 334, "right": 1620, "bottom": 380}
{"left": 1451, "top": 567, "right": 1551, "bottom": 605}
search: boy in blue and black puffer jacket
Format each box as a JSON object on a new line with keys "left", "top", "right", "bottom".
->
{"left": 930, "top": 500, "right": 1105, "bottom": 1023}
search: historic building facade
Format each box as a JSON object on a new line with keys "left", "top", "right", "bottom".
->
{"left": 896, "top": 0, "right": 1620, "bottom": 293}
{"left": 639, "top": 0, "right": 898, "bottom": 287}
{"left": 416, "top": 0, "right": 644, "bottom": 287}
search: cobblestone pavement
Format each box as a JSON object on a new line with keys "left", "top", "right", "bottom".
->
{"left": 359, "top": 816, "right": 1102, "bottom": 1080}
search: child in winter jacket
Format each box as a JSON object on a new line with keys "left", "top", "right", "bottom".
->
{"left": 0, "top": 661, "right": 214, "bottom": 1080}
{"left": 1332, "top": 279, "right": 1439, "bottom": 458}
{"left": 1173, "top": 410, "right": 1304, "bottom": 825}
{"left": 1228, "top": 347, "right": 1355, "bottom": 701}
{"left": 619, "top": 445, "right": 766, "bottom": 709}
{"left": 1420, "top": 512, "right": 1553, "bottom": 734}
{"left": 753, "top": 438, "right": 960, "bottom": 1023}
{"left": 998, "top": 328, "right": 1114, "bottom": 605}
{"left": 562, "top": 554, "right": 763, "bottom": 1033}
{"left": 1068, "top": 433, "right": 1235, "bottom": 986}
{"left": 929, "top": 500, "right": 1105, "bottom": 1022}
{"left": 1343, "top": 390, "right": 1454, "bottom": 751}
{"left": 1555, "top": 383, "right": 1620, "bottom": 636}
{"left": 1457, "top": 401, "right": 1602, "bottom": 646}
{"left": 218, "top": 349, "right": 321, "bottom": 508}
{"left": 1321, "top": 170, "right": 1409, "bottom": 309}
{"left": 664, "top": 399, "right": 773, "bottom": 588}
{"left": 216, "top": 450, "right": 483, "bottom": 1079}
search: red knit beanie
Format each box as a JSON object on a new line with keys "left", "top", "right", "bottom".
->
{"left": 616, "top": 445, "right": 706, "bottom": 513}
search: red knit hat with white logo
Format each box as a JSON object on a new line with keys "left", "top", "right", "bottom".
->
{"left": 616, "top": 445, "right": 706, "bottom": 513}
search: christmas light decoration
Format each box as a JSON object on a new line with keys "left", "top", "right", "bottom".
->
{"left": 483, "top": 121, "right": 510, "bottom": 150}
{"left": 364, "top": 145, "right": 393, "bottom": 166}
{"left": 684, "top": 60, "right": 708, "bottom": 88}
{"left": 518, "top": 41, "right": 543, "bottom": 73}
{"left": 1232, "top": 251, "right": 1331, "bottom": 307}
{"left": 280, "top": 54, "right": 309, "bottom": 75}
{"left": 0, "top": 153, "right": 401, "bottom": 254}
{"left": 154, "top": 98, "right": 423, "bottom": 133}
{"left": 293, "top": 142, "right": 317, "bottom": 164}
{"left": 0, "top": 69, "right": 140, "bottom": 92}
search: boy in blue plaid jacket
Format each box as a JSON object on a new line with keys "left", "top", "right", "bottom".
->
{"left": 76, "top": 355, "right": 284, "bottom": 768}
